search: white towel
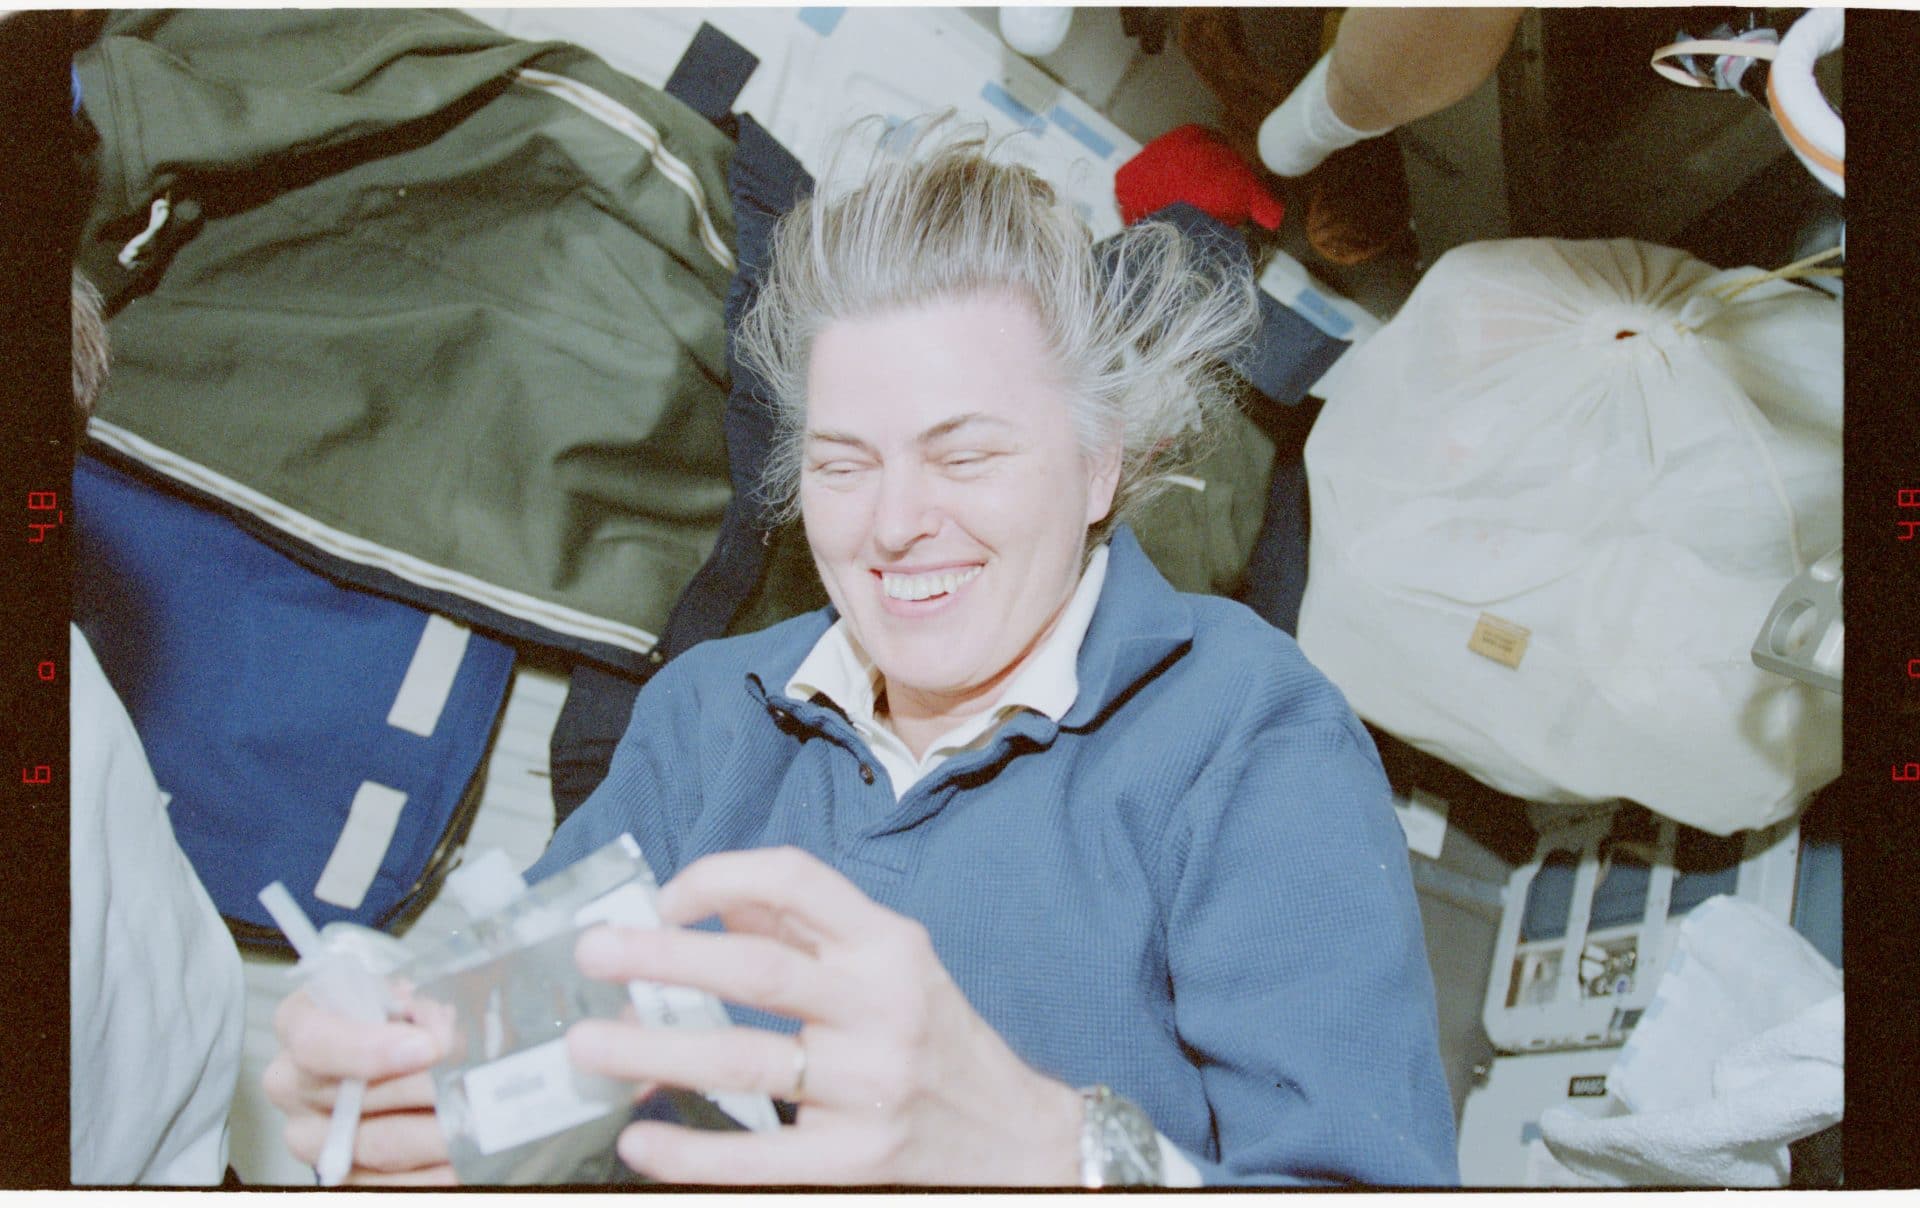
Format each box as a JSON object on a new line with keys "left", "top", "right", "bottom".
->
{"left": 1538, "top": 896, "right": 1842, "bottom": 1186}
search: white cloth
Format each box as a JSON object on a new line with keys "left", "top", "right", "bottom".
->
{"left": 781, "top": 546, "right": 1200, "bottom": 1186}
{"left": 70, "top": 625, "right": 246, "bottom": 1185}
{"left": 1538, "top": 896, "right": 1842, "bottom": 1187}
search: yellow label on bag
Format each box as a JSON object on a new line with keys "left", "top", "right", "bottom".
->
{"left": 1468, "top": 613, "right": 1531, "bottom": 669}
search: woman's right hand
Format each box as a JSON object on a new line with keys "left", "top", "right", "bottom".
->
{"left": 262, "top": 985, "right": 458, "bottom": 1185}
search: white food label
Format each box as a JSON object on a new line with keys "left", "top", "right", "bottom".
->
{"left": 462, "top": 1037, "right": 613, "bottom": 1156}
{"left": 572, "top": 881, "right": 662, "bottom": 930}
{"left": 570, "top": 884, "right": 729, "bottom": 1029}
{"left": 565, "top": 878, "right": 779, "bottom": 1132}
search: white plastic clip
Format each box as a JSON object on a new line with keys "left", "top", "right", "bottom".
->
{"left": 116, "top": 196, "right": 172, "bottom": 269}
{"left": 444, "top": 848, "right": 529, "bottom": 919}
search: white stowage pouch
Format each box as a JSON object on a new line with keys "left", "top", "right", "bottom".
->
{"left": 70, "top": 624, "right": 246, "bottom": 1185}
{"left": 1297, "top": 238, "right": 1842, "bottom": 835}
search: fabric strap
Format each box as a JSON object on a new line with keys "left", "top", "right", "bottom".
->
{"left": 664, "top": 21, "right": 760, "bottom": 124}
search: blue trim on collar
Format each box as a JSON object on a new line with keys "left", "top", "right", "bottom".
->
{"left": 1061, "top": 526, "right": 1195, "bottom": 729}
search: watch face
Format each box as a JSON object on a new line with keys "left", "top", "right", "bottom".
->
{"left": 1080, "top": 1087, "right": 1164, "bottom": 1187}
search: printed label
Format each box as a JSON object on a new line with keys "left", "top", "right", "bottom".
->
{"left": 1567, "top": 1075, "right": 1608, "bottom": 1098}
{"left": 562, "top": 874, "right": 778, "bottom": 1133}
{"left": 628, "top": 978, "right": 731, "bottom": 1031}
{"left": 1468, "top": 613, "right": 1532, "bottom": 669}
{"left": 463, "top": 1038, "right": 613, "bottom": 1156}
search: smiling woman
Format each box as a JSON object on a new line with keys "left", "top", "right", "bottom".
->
{"left": 796, "top": 293, "right": 1120, "bottom": 755}
{"left": 740, "top": 122, "right": 1256, "bottom": 759}
{"left": 265, "top": 119, "right": 1460, "bottom": 1188}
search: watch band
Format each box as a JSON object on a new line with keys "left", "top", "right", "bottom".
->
{"left": 1077, "top": 1085, "right": 1165, "bottom": 1187}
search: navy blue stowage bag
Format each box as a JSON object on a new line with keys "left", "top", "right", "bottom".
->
{"left": 73, "top": 453, "right": 516, "bottom": 949}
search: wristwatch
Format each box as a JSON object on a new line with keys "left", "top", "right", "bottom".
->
{"left": 1076, "top": 1085, "right": 1165, "bottom": 1187}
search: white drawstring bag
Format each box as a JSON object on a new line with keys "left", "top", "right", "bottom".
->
{"left": 1298, "top": 238, "right": 1841, "bottom": 835}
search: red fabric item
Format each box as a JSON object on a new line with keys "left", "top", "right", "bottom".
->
{"left": 1115, "top": 124, "right": 1286, "bottom": 231}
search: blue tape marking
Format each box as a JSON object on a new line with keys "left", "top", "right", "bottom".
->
{"left": 1290, "top": 287, "right": 1356, "bottom": 339}
{"left": 798, "top": 8, "right": 845, "bottom": 37}
{"left": 1521, "top": 1123, "right": 1543, "bottom": 1145}
{"left": 980, "top": 81, "right": 1045, "bottom": 133}
{"left": 1046, "top": 103, "right": 1115, "bottom": 159}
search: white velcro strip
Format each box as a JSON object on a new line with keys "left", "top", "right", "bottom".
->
{"left": 387, "top": 615, "right": 471, "bottom": 738}
{"left": 312, "top": 781, "right": 409, "bottom": 910}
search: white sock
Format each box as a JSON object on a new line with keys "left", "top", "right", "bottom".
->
{"left": 1256, "top": 53, "right": 1391, "bottom": 178}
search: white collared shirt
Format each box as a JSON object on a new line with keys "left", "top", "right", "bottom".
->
{"left": 785, "top": 544, "right": 1109, "bottom": 801}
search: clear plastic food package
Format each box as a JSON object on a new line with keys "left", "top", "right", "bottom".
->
{"left": 400, "top": 835, "right": 777, "bottom": 1184}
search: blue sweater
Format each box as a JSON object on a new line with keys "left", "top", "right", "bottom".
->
{"left": 531, "top": 527, "right": 1458, "bottom": 1185}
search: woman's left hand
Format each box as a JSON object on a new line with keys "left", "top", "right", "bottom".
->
{"left": 565, "top": 846, "right": 1084, "bottom": 1185}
